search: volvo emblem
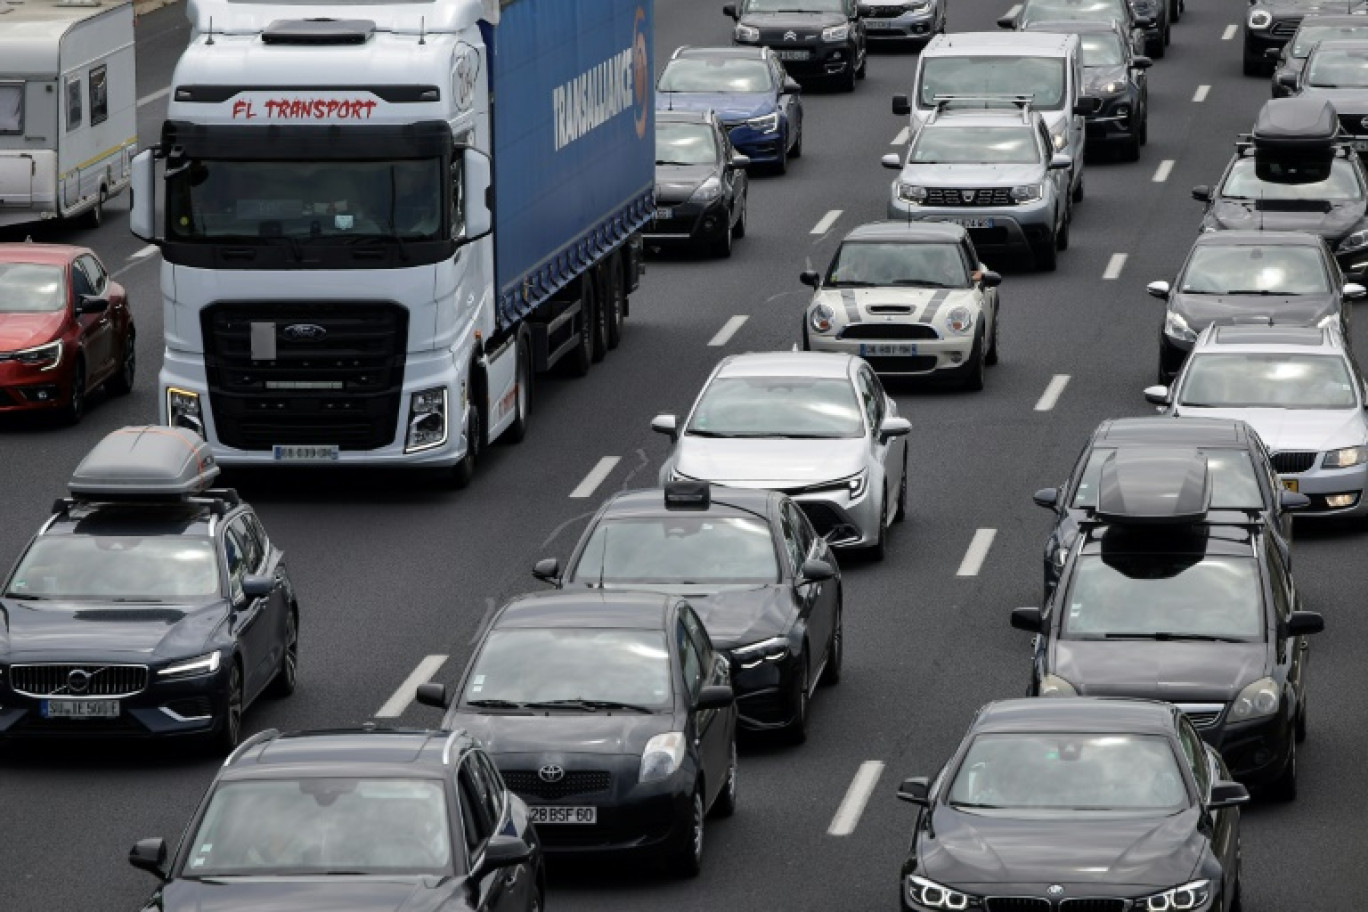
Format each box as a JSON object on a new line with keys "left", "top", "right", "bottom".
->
{"left": 784, "top": 30, "right": 798, "bottom": 40}
{"left": 538, "top": 764, "right": 565, "bottom": 783}
{"left": 281, "top": 323, "right": 327, "bottom": 342}
{"left": 962, "top": 190, "right": 976, "bottom": 202}
{"left": 67, "top": 668, "right": 91, "bottom": 694}
{"left": 1047, "top": 885, "right": 1065, "bottom": 897}
{"left": 1361, "top": 116, "right": 1368, "bottom": 131}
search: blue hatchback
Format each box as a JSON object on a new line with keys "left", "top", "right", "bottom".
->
{"left": 657, "top": 46, "right": 804, "bottom": 173}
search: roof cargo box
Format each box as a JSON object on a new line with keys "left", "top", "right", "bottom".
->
{"left": 1095, "top": 448, "right": 1210, "bottom": 525}
{"left": 1252, "top": 97, "right": 1339, "bottom": 184}
{"left": 69, "top": 426, "right": 220, "bottom": 500}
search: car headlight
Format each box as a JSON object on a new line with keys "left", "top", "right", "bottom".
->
{"left": 908, "top": 0, "right": 931, "bottom": 9}
{"left": 1051, "top": 130, "right": 1067, "bottom": 151}
{"left": 822, "top": 23, "right": 850, "bottom": 41}
{"left": 1097, "top": 80, "right": 1125, "bottom": 95}
{"left": 1337, "top": 229, "right": 1368, "bottom": 254}
{"left": 810, "top": 302, "right": 836, "bottom": 333}
{"left": 905, "top": 875, "right": 976, "bottom": 910}
{"left": 1325, "top": 445, "right": 1368, "bottom": 468}
{"left": 689, "top": 176, "right": 723, "bottom": 204}
{"left": 640, "top": 731, "right": 687, "bottom": 782}
{"left": 405, "top": 385, "right": 449, "bottom": 453}
{"left": 1140, "top": 880, "right": 1212, "bottom": 911}
{"left": 945, "top": 305, "right": 975, "bottom": 335}
{"left": 1038, "top": 674, "right": 1077, "bottom": 697}
{"left": 735, "top": 23, "right": 760, "bottom": 41}
{"left": 1248, "top": 9, "right": 1272, "bottom": 29}
{"left": 731, "top": 636, "right": 790, "bottom": 669}
{"left": 845, "top": 468, "right": 868, "bottom": 499}
{"left": 745, "top": 112, "right": 779, "bottom": 134}
{"left": 1011, "top": 183, "right": 1043, "bottom": 202}
{"left": 158, "top": 651, "right": 222, "bottom": 679}
{"left": 1164, "top": 310, "right": 1197, "bottom": 342}
{"left": 1229, "top": 677, "right": 1280, "bottom": 723}
{"left": 8, "top": 340, "right": 63, "bottom": 371}
{"left": 897, "top": 182, "right": 928, "bottom": 204}
{"left": 166, "top": 386, "right": 204, "bottom": 434}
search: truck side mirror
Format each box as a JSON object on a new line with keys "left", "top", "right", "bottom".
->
{"left": 129, "top": 149, "right": 159, "bottom": 243}
{"left": 459, "top": 146, "right": 493, "bottom": 243}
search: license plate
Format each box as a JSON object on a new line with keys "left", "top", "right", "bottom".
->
{"left": 654, "top": 207, "right": 673, "bottom": 221}
{"left": 775, "top": 50, "right": 810, "bottom": 61}
{"left": 865, "top": 19, "right": 897, "bottom": 28}
{"left": 1354, "top": 141, "right": 1368, "bottom": 152}
{"left": 272, "top": 445, "right": 340, "bottom": 462}
{"left": 529, "top": 806, "right": 597, "bottom": 825}
{"left": 943, "top": 217, "right": 994, "bottom": 229}
{"left": 1282, "top": 478, "right": 1299, "bottom": 493}
{"left": 42, "top": 700, "right": 119, "bottom": 718}
{"left": 860, "top": 343, "right": 918, "bottom": 357}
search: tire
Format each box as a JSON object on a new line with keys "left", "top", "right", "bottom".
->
{"left": 783, "top": 656, "right": 811, "bottom": 744}
{"left": 1056, "top": 206, "right": 1070, "bottom": 251}
{"left": 267, "top": 609, "right": 299, "bottom": 698}
{"left": 985, "top": 306, "right": 1000, "bottom": 366}
{"left": 802, "top": 320, "right": 811, "bottom": 351}
{"left": 1170, "top": 0, "right": 1181, "bottom": 22}
{"left": 774, "top": 135, "right": 789, "bottom": 175}
{"left": 503, "top": 334, "right": 531, "bottom": 445}
{"left": 840, "top": 64, "right": 856, "bottom": 93}
{"left": 711, "top": 739, "right": 738, "bottom": 818}
{"left": 210, "top": 660, "right": 244, "bottom": 755}
{"left": 108, "top": 328, "right": 136, "bottom": 396}
{"left": 590, "top": 274, "right": 609, "bottom": 363}
{"left": 82, "top": 186, "right": 107, "bottom": 230}
{"left": 856, "top": 49, "right": 868, "bottom": 79}
{"left": 63, "top": 358, "right": 86, "bottom": 426}
{"left": 1267, "top": 741, "right": 1298, "bottom": 801}
{"left": 605, "top": 264, "right": 626, "bottom": 350}
{"left": 790, "top": 121, "right": 803, "bottom": 159}
{"left": 893, "top": 451, "right": 908, "bottom": 522}
{"left": 1296, "top": 696, "right": 1307, "bottom": 744}
{"left": 711, "top": 219, "right": 733, "bottom": 259}
{"left": 867, "top": 492, "right": 888, "bottom": 561}
{"left": 1035, "top": 235, "right": 1058, "bottom": 272}
{"left": 1147, "top": 38, "right": 1164, "bottom": 59}
{"left": 1164, "top": 23, "right": 1171, "bottom": 46}
{"left": 1072, "top": 173, "right": 1084, "bottom": 203}
{"left": 1122, "top": 132, "right": 1142, "bottom": 162}
{"left": 1139, "top": 110, "right": 1149, "bottom": 146}
{"left": 821, "top": 602, "right": 843, "bottom": 686}
{"left": 451, "top": 393, "right": 481, "bottom": 489}
{"left": 961, "top": 329, "right": 986, "bottom": 391}
{"left": 669, "top": 789, "right": 706, "bottom": 877}
{"left": 566, "top": 285, "right": 595, "bottom": 377}
{"left": 733, "top": 191, "right": 748, "bottom": 239}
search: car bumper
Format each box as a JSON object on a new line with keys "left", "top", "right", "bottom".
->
{"left": 0, "top": 664, "right": 229, "bottom": 739}
{"left": 863, "top": 10, "right": 937, "bottom": 41}
{"left": 644, "top": 198, "right": 732, "bottom": 246}
{"left": 790, "top": 486, "right": 882, "bottom": 548}
{"left": 1245, "top": 27, "right": 1291, "bottom": 60}
{"left": 1194, "top": 709, "right": 1295, "bottom": 787}
{"left": 723, "top": 122, "right": 786, "bottom": 165}
{"left": 0, "top": 356, "right": 75, "bottom": 414}
{"left": 887, "top": 198, "right": 1056, "bottom": 255}
{"left": 1277, "top": 461, "right": 1368, "bottom": 517}
{"left": 1085, "top": 96, "right": 1141, "bottom": 143}
{"left": 726, "top": 655, "right": 801, "bottom": 730}
{"left": 742, "top": 41, "right": 856, "bottom": 79}
{"left": 806, "top": 332, "right": 976, "bottom": 376}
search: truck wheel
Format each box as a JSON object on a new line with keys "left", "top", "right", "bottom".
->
{"left": 566, "top": 284, "right": 595, "bottom": 377}
{"left": 606, "top": 262, "right": 626, "bottom": 350}
{"left": 504, "top": 334, "right": 531, "bottom": 445}
{"left": 591, "top": 273, "right": 610, "bottom": 363}
{"left": 452, "top": 393, "right": 482, "bottom": 489}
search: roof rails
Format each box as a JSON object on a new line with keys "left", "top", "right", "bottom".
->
{"left": 1089, "top": 449, "right": 1212, "bottom": 527}
{"left": 932, "top": 93, "right": 1034, "bottom": 111}
{"left": 51, "top": 487, "right": 243, "bottom": 519}
{"left": 224, "top": 728, "right": 281, "bottom": 767}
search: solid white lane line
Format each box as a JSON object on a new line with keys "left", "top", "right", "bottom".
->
{"left": 137, "top": 86, "right": 171, "bottom": 108}
{"left": 708, "top": 315, "right": 749, "bottom": 347}
{"left": 130, "top": 244, "right": 159, "bottom": 260}
{"left": 828, "top": 761, "right": 886, "bottom": 836}
{"left": 1221, "top": 24, "right": 1237, "bottom": 40}
{"left": 1193, "top": 85, "right": 1210, "bottom": 103}
{"left": 956, "top": 529, "right": 997, "bottom": 577}
{"left": 569, "top": 456, "right": 621, "bottom": 499}
{"left": 811, "top": 209, "right": 843, "bottom": 235}
{"left": 1152, "top": 159, "right": 1174, "bottom": 183}
{"left": 891, "top": 126, "right": 910, "bottom": 145}
{"left": 1034, "top": 374, "right": 1071, "bottom": 412}
{"left": 375, "top": 654, "right": 448, "bottom": 718}
{"left": 1102, "top": 253, "right": 1128, "bottom": 280}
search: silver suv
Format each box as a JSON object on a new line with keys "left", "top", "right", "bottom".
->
{"left": 882, "top": 97, "right": 1073, "bottom": 270}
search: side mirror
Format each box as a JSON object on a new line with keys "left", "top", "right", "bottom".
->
{"left": 532, "top": 557, "right": 560, "bottom": 584}
{"left": 896, "top": 776, "right": 930, "bottom": 805}
{"left": 1190, "top": 185, "right": 1211, "bottom": 203}
{"left": 1048, "top": 153, "right": 1073, "bottom": 171}
{"left": 1010, "top": 606, "right": 1043, "bottom": 633}
{"left": 415, "top": 681, "right": 450, "bottom": 709}
{"left": 798, "top": 558, "right": 836, "bottom": 585}
{"left": 980, "top": 270, "right": 1002, "bottom": 288}
{"left": 651, "top": 414, "right": 679, "bottom": 441}
{"left": 1143, "top": 384, "right": 1171, "bottom": 405}
{"left": 1206, "top": 780, "right": 1250, "bottom": 810}
{"left": 240, "top": 574, "right": 274, "bottom": 599}
{"left": 881, "top": 152, "right": 902, "bottom": 170}
{"left": 1277, "top": 73, "right": 1299, "bottom": 89}
{"left": 129, "top": 148, "right": 159, "bottom": 243}
{"left": 78, "top": 295, "right": 109, "bottom": 314}
{"left": 460, "top": 146, "right": 493, "bottom": 242}
{"left": 479, "top": 834, "right": 534, "bottom": 871}
{"left": 729, "top": 153, "right": 751, "bottom": 168}
{"left": 996, "top": 15, "right": 1015, "bottom": 28}
{"left": 128, "top": 837, "right": 168, "bottom": 879}
{"left": 1265, "top": 47, "right": 1281, "bottom": 60}
{"left": 891, "top": 93, "right": 910, "bottom": 116}
{"left": 1032, "top": 487, "right": 1059, "bottom": 510}
{"left": 800, "top": 269, "right": 821, "bottom": 287}
{"left": 1280, "top": 489, "right": 1311, "bottom": 511}
{"left": 1286, "top": 610, "right": 1325, "bottom": 636}
{"left": 1343, "top": 283, "right": 1367, "bottom": 301}
{"left": 1073, "top": 96, "right": 1103, "bottom": 116}
{"left": 695, "top": 684, "right": 735, "bottom": 710}
{"left": 723, "top": 2, "right": 737, "bottom": 17}
{"left": 1131, "top": 55, "right": 1153, "bottom": 69}
{"left": 1146, "top": 280, "right": 1171, "bottom": 299}
{"left": 878, "top": 416, "right": 912, "bottom": 442}
{"left": 783, "top": 77, "right": 802, "bottom": 94}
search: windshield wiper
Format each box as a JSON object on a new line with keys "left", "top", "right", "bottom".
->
{"left": 4, "top": 592, "right": 47, "bottom": 600}
{"left": 1223, "top": 289, "right": 1300, "bottom": 296}
{"left": 465, "top": 698, "right": 530, "bottom": 709}
{"left": 684, "top": 428, "right": 731, "bottom": 438}
{"left": 524, "top": 699, "right": 656, "bottom": 713}
{"left": 892, "top": 279, "right": 956, "bottom": 287}
{"left": 951, "top": 801, "right": 1006, "bottom": 809}
{"left": 1102, "top": 632, "right": 1248, "bottom": 642}
{"left": 655, "top": 159, "right": 696, "bottom": 166}
{"left": 827, "top": 280, "right": 877, "bottom": 287}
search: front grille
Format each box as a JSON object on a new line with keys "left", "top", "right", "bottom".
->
{"left": 1270, "top": 18, "right": 1301, "bottom": 38}
{"left": 840, "top": 323, "right": 940, "bottom": 340}
{"left": 1178, "top": 703, "right": 1225, "bottom": 729}
{"left": 1061, "top": 900, "right": 1128, "bottom": 912}
{"left": 926, "top": 187, "right": 1015, "bottom": 207}
{"left": 502, "top": 770, "right": 612, "bottom": 801}
{"left": 10, "top": 663, "right": 148, "bottom": 698}
{"left": 986, "top": 899, "right": 1051, "bottom": 912}
{"left": 1271, "top": 451, "right": 1318, "bottom": 473}
{"left": 861, "top": 355, "right": 938, "bottom": 373}
{"left": 1339, "top": 114, "right": 1368, "bottom": 138}
{"left": 201, "top": 302, "right": 408, "bottom": 451}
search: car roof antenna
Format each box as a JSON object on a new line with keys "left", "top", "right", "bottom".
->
{"left": 205, "top": 16, "right": 214, "bottom": 45}
{"left": 418, "top": 16, "right": 426, "bottom": 45}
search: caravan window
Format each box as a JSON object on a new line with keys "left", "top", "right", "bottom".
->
{"left": 0, "top": 83, "right": 21, "bottom": 134}
{"left": 89, "top": 66, "right": 108, "bottom": 126}
{"left": 65, "top": 76, "right": 82, "bottom": 131}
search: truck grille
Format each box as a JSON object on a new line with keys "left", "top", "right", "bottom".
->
{"left": 201, "top": 302, "right": 408, "bottom": 451}
{"left": 501, "top": 770, "right": 611, "bottom": 800}
{"left": 840, "top": 323, "right": 940, "bottom": 340}
{"left": 10, "top": 663, "right": 148, "bottom": 698}
{"left": 926, "top": 187, "right": 1015, "bottom": 206}
{"left": 1271, "top": 451, "right": 1318, "bottom": 473}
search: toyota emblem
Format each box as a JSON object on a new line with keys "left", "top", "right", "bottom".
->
{"left": 67, "top": 668, "right": 91, "bottom": 694}
{"left": 784, "top": 30, "right": 798, "bottom": 40}
{"left": 1047, "top": 885, "right": 1065, "bottom": 897}
{"left": 281, "top": 323, "right": 327, "bottom": 342}
{"left": 538, "top": 764, "right": 566, "bottom": 783}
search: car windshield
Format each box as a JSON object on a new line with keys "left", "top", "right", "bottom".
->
{"left": 741, "top": 0, "right": 844, "bottom": 10}
{"left": 184, "top": 778, "right": 452, "bottom": 877}
{"left": 1079, "top": 33, "right": 1125, "bottom": 66}
{"left": 656, "top": 122, "right": 720, "bottom": 165}
{"left": 948, "top": 733, "right": 1188, "bottom": 811}
{"left": 1178, "top": 245, "right": 1330, "bottom": 294}
{"left": 824, "top": 241, "right": 972, "bottom": 287}
{"left": 919, "top": 57, "right": 1066, "bottom": 110}
{"left": 5, "top": 536, "right": 219, "bottom": 601}
{"left": 570, "top": 516, "right": 779, "bottom": 585}
{"left": 1073, "top": 448, "right": 1265, "bottom": 509}
{"left": 1307, "top": 48, "right": 1368, "bottom": 87}
{"left": 1220, "top": 158, "right": 1364, "bottom": 201}
{"left": 464, "top": 628, "right": 672, "bottom": 708}
{"left": 911, "top": 125, "right": 1040, "bottom": 164}
{"left": 1178, "top": 353, "right": 1359, "bottom": 409}
{"left": 658, "top": 59, "right": 773, "bottom": 94}
{"left": 687, "top": 376, "right": 865, "bottom": 438}
{"left": 0, "top": 263, "right": 65, "bottom": 313}
{"left": 1063, "top": 554, "right": 1265, "bottom": 640}
{"left": 166, "top": 158, "right": 444, "bottom": 241}
{"left": 1021, "top": 0, "right": 1128, "bottom": 27}
{"left": 1293, "top": 25, "right": 1368, "bottom": 57}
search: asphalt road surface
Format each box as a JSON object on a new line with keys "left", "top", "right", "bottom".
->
{"left": 2, "top": 2, "right": 1365, "bottom": 911}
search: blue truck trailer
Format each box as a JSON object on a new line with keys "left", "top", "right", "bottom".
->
{"left": 130, "top": 0, "right": 653, "bottom": 484}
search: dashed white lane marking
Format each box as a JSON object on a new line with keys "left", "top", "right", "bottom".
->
{"left": 570, "top": 456, "right": 621, "bottom": 499}
{"left": 811, "top": 209, "right": 843, "bottom": 235}
{"left": 956, "top": 528, "right": 997, "bottom": 577}
{"left": 708, "top": 315, "right": 749, "bottom": 347}
{"left": 1152, "top": 159, "right": 1175, "bottom": 183}
{"left": 137, "top": 86, "right": 171, "bottom": 108}
{"left": 375, "top": 654, "right": 448, "bottom": 718}
{"left": 1034, "top": 374, "right": 1071, "bottom": 412}
{"left": 1193, "top": 85, "right": 1210, "bottom": 103}
{"left": 1102, "top": 253, "right": 1128, "bottom": 280}
{"left": 130, "top": 244, "right": 158, "bottom": 260}
{"left": 1221, "top": 24, "right": 1237, "bottom": 40}
{"left": 828, "top": 761, "right": 886, "bottom": 836}
{"left": 891, "top": 126, "right": 910, "bottom": 145}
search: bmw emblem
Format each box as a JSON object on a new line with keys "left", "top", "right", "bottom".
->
{"left": 1047, "top": 884, "right": 1065, "bottom": 897}
{"left": 281, "top": 323, "right": 327, "bottom": 342}
{"left": 538, "top": 764, "right": 565, "bottom": 783}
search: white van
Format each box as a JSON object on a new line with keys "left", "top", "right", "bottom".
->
{"left": 0, "top": 0, "right": 137, "bottom": 230}
{"left": 893, "top": 31, "right": 1096, "bottom": 203}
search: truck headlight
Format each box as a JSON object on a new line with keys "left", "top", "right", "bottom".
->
{"left": 158, "top": 651, "right": 222, "bottom": 679}
{"left": 640, "top": 732, "right": 686, "bottom": 782}
{"left": 945, "top": 305, "right": 975, "bottom": 335}
{"left": 745, "top": 112, "right": 779, "bottom": 134}
{"left": 1248, "top": 9, "right": 1272, "bottom": 29}
{"left": 1011, "top": 183, "right": 1043, "bottom": 202}
{"left": 10, "top": 340, "right": 63, "bottom": 371}
{"left": 1229, "top": 677, "right": 1280, "bottom": 723}
{"left": 809, "top": 302, "right": 835, "bottom": 333}
{"left": 822, "top": 23, "right": 850, "bottom": 41}
{"left": 1324, "top": 445, "right": 1368, "bottom": 468}
{"left": 1164, "top": 310, "right": 1197, "bottom": 342}
{"left": 731, "top": 637, "right": 789, "bottom": 669}
{"left": 166, "top": 387, "right": 203, "bottom": 434}
{"left": 897, "top": 182, "right": 928, "bottom": 204}
{"left": 735, "top": 23, "right": 760, "bottom": 41}
{"left": 689, "top": 176, "right": 723, "bottom": 204}
{"left": 405, "top": 386, "right": 448, "bottom": 453}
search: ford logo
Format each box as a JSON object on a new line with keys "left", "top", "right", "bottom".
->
{"left": 281, "top": 323, "right": 327, "bottom": 341}
{"left": 538, "top": 764, "right": 566, "bottom": 783}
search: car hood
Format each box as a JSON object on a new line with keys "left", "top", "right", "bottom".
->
{"left": 1053, "top": 640, "right": 1269, "bottom": 701}
{"left": 0, "top": 312, "right": 64, "bottom": 353}
{"left": 657, "top": 92, "right": 775, "bottom": 122}
{"left": 0, "top": 599, "right": 225, "bottom": 663}
{"left": 1170, "top": 406, "right": 1368, "bottom": 452}
{"left": 160, "top": 876, "right": 461, "bottom": 912}
{"left": 1084, "top": 65, "right": 1129, "bottom": 94}
{"left": 1296, "top": 86, "right": 1368, "bottom": 114}
{"left": 738, "top": 11, "right": 846, "bottom": 32}
{"left": 685, "top": 585, "right": 794, "bottom": 648}
{"left": 449, "top": 710, "right": 671, "bottom": 756}
{"left": 900, "top": 162, "right": 1046, "bottom": 187}
{"left": 655, "top": 164, "right": 717, "bottom": 204}
{"left": 1170, "top": 290, "right": 1339, "bottom": 328}
{"left": 1204, "top": 199, "right": 1365, "bottom": 239}
{"left": 922, "top": 807, "right": 1204, "bottom": 889}
{"left": 813, "top": 286, "right": 980, "bottom": 326}
{"left": 674, "top": 436, "right": 867, "bottom": 486}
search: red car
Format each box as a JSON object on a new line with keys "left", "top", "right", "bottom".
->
{"left": 0, "top": 243, "right": 135, "bottom": 423}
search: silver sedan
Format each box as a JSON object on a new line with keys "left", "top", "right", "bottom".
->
{"left": 652, "top": 352, "right": 911, "bottom": 559}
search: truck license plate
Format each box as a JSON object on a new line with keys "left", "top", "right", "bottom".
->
{"left": 861, "top": 343, "right": 918, "bottom": 357}
{"left": 273, "top": 445, "right": 340, "bottom": 462}
{"left": 529, "top": 806, "right": 596, "bottom": 825}
{"left": 42, "top": 700, "right": 119, "bottom": 719}
{"left": 775, "top": 50, "right": 810, "bottom": 61}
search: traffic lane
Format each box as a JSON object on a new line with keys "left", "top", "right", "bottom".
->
{"left": 133, "top": 1, "right": 191, "bottom": 102}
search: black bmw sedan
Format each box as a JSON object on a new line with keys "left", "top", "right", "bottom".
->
{"left": 896, "top": 698, "right": 1248, "bottom": 912}
{"left": 416, "top": 590, "right": 737, "bottom": 876}
{"left": 648, "top": 110, "right": 750, "bottom": 258}
{"left": 533, "top": 482, "right": 842, "bottom": 743}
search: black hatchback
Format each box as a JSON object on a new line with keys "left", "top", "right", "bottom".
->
{"left": 648, "top": 110, "right": 750, "bottom": 258}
